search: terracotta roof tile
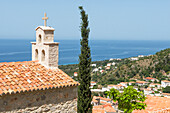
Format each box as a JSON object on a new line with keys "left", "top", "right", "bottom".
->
{"left": 129, "top": 82, "right": 135, "bottom": 83}
{"left": 108, "top": 84, "right": 123, "bottom": 87}
{"left": 0, "top": 61, "right": 79, "bottom": 96}
{"left": 91, "top": 81, "right": 96, "bottom": 84}
{"left": 162, "top": 80, "right": 170, "bottom": 83}
{"left": 92, "top": 105, "right": 116, "bottom": 113}
{"left": 133, "top": 96, "right": 170, "bottom": 113}
{"left": 150, "top": 83, "right": 161, "bottom": 85}
{"left": 145, "top": 77, "right": 155, "bottom": 80}
{"left": 104, "top": 105, "right": 116, "bottom": 112}
{"left": 92, "top": 109, "right": 104, "bottom": 113}
{"left": 136, "top": 81, "right": 148, "bottom": 84}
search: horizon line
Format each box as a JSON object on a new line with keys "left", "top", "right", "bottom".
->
{"left": 0, "top": 38, "right": 170, "bottom": 41}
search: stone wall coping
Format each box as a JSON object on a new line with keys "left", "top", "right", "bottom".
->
{"left": 44, "top": 42, "right": 59, "bottom": 45}
{"left": 31, "top": 42, "right": 59, "bottom": 45}
{"left": 35, "top": 26, "right": 55, "bottom": 31}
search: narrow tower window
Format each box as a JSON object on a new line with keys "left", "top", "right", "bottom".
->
{"left": 38, "top": 34, "right": 42, "bottom": 43}
{"left": 35, "top": 49, "right": 38, "bottom": 60}
{"left": 42, "top": 50, "right": 45, "bottom": 62}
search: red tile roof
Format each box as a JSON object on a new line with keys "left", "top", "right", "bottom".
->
{"left": 120, "top": 82, "right": 128, "bottom": 84}
{"left": 129, "top": 82, "right": 135, "bottom": 83}
{"left": 145, "top": 77, "right": 155, "bottom": 80}
{"left": 150, "top": 83, "right": 161, "bottom": 86}
{"left": 162, "top": 93, "right": 170, "bottom": 96}
{"left": 0, "top": 61, "right": 79, "bottom": 96}
{"left": 92, "top": 109, "right": 105, "bottom": 113}
{"left": 136, "top": 81, "right": 148, "bottom": 84}
{"left": 108, "top": 84, "right": 116, "bottom": 87}
{"left": 91, "top": 81, "right": 96, "bottom": 84}
{"left": 93, "top": 105, "right": 105, "bottom": 113}
{"left": 93, "top": 105, "right": 116, "bottom": 113}
{"left": 93, "top": 96, "right": 112, "bottom": 105}
{"left": 133, "top": 96, "right": 170, "bottom": 113}
{"left": 103, "top": 105, "right": 116, "bottom": 112}
{"left": 108, "top": 84, "right": 123, "bottom": 87}
{"left": 162, "top": 80, "right": 170, "bottom": 83}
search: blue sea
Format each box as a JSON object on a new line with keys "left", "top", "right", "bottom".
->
{"left": 0, "top": 39, "right": 169, "bottom": 65}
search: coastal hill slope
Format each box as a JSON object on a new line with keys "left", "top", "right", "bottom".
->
{"left": 59, "top": 48, "right": 170, "bottom": 85}
{"left": 112, "top": 48, "right": 169, "bottom": 80}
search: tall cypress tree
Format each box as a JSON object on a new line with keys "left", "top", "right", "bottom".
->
{"left": 77, "top": 6, "right": 92, "bottom": 113}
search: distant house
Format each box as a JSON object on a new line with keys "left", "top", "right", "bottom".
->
{"left": 109, "top": 58, "right": 114, "bottom": 61}
{"left": 138, "top": 55, "right": 144, "bottom": 57}
{"left": 91, "top": 64, "right": 96, "bottom": 67}
{"left": 112, "top": 62, "right": 116, "bottom": 65}
{"left": 128, "top": 82, "right": 135, "bottom": 86}
{"left": 93, "top": 68, "right": 99, "bottom": 72}
{"left": 136, "top": 81, "right": 148, "bottom": 86}
{"left": 119, "top": 82, "right": 128, "bottom": 87}
{"left": 106, "top": 66, "right": 110, "bottom": 70}
{"left": 107, "top": 63, "right": 112, "bottom": 67}
{"left": 162, "top": 93, "right": 170, "bottom": 97}
{"left": 93, "top": 104, "right": 116, "bottom": 113}
{"left": 116, "top": 58, "right": 121, "bottom": 61}
{"left": 107, "top": 84, "right": 123, "bottom": 90}
{"left": 74, "top": 72, "right": 78, "bottom": 77}
{"left": 131, "top": 57, "right": 139, "bottom": 61}
{"left": 161, "top": 80, "right": 170, "bottom": 88}
{"left": 92, "top": 96, "right": 100, "bottom": 106}
{"left": 100, "top": 70, "right": 104, "bottom": 73}
{"left": 149, "top": 83, "right": 161, "bottom": 89}
{"left": 90, "top": 81, "right": 97, "bottom": 88}
{"left": 91, "top": 81, "right": 97, "bottom": 86}
{"left": 91, "top": 88, "right": 109, "bottom": 93}
{"left": 98, "top": 96, "right": 112, "bottom": 104}
{"left": 144, "top": 88, "right": 152, "bottom": 95}
{"left": 107, "top": 85, "right": 117, "bottom": 90}
{"left": 92, "top": 96, "right": 117, "bottom": 113}
{"left": 145, "top": 77, "right": 158, "bottom": 82}
{"left": 101, "top": 87, "right": 109, "bottom": 91}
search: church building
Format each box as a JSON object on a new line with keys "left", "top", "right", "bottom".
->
{"left": 0, "top": 13, "right": 79, "bottom": 113}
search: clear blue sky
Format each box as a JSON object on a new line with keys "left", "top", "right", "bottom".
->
{"left": 0, "top": 0, "right": 170, "bottom": 40}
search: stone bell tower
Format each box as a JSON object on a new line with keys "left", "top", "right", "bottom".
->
{"left": 31, "top": 13, "right": 59, "bottom": 68}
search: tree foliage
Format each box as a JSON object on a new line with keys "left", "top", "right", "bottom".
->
{"left": 155, "top": 49, "right": 170, "bottom": 72}
{"left": 163, "top": 86, "right": 170, "bottom": 93}
{"left": 77, "top": 6, "right": 92, "bottom": 113}
{"left": 106, "top": 86, "right": 147, "bottom": 113}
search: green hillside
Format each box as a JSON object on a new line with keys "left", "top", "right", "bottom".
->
{"left": 59, "top": 48, "right": 170, "bottom": 86}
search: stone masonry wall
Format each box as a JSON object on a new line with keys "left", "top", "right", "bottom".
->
{"left": 0, "top": 86, "right": 77, "bottom": 113}
{"left": 49, "top": 44, "right": 58, "bottom": 67}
